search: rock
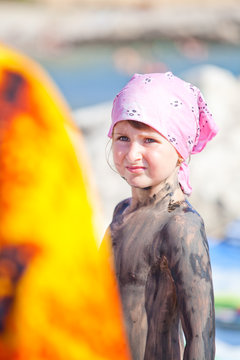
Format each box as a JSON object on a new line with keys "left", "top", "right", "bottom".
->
{"left": 184, "top": 65, "right": 240, "bottom": 238}
{"left": 74, "top": 65, "right": 240, "bottom": 238}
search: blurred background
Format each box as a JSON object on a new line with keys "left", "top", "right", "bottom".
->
{"left": 0, "top": 0, "right": 240, "bottom": 359}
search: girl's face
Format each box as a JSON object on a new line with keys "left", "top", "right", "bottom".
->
{"left": 112, "top": 121, "right": 179, "bottom": 191}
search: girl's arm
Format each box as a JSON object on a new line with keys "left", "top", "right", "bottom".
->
{"left": 166, "top": 213, "right": 215, "bottom": 360}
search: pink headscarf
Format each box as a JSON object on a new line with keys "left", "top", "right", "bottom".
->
{"left": 108, "top": 72, "right": 218, "bottom": 195}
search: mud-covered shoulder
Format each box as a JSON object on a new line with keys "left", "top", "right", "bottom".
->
{"left": 161, "top": 200, "right": 209, "bottom": 265}
{"left": 166, "top": 199, "right": 206, "bottom": 239}
{"left": 112, "top": 198, "right": 131, "bottom": 221}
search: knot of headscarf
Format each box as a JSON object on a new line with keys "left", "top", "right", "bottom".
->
{"left": 108, "top": 72, "right": 219, "bottom": 195}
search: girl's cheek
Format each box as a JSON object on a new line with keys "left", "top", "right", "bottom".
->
{"left": 113, "top": 143, "right": 125, "bottom": 157}
{"left": 112, "top": 143, "right": 117, "bottom": 157}
{"left": 112, "top": 144, "right": 118, "bottom": 157}
{"left": 113, "top": 158, "right": 124, "bottom": 176}
{"left": 112, "top": 149, "right": 122, "bottom": 166}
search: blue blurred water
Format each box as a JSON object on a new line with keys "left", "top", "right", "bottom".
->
{"left": 208, "top": 223, "right": 240, "bottom": 359}
{"left": 34, "top": 40, "right": 240, "bottom": 110}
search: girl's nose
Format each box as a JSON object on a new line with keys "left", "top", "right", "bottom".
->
{"left": 126, "top": 142, "right": 142, "bottom": 162}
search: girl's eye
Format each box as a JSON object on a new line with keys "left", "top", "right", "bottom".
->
{"left": 118, "top": 136, "right": 129, "bottom": 141}
{"left": 145, "top": 138, "right": 156, "bottom": 143}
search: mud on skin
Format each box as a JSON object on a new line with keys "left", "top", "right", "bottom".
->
{"left": 109, "top": 185, "right": 215, "bottom": 360}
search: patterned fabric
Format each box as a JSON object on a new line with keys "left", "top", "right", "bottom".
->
{"left": 108, "top": 72, "right": 219, "bottom": 195}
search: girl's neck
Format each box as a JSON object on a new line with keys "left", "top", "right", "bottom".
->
{"left": 129, "top": 170, "right": 185, "bottom": 210}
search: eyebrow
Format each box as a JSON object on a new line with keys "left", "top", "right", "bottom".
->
{"left": 113, "top": 133, "right": 124, "bottom": 137}
{"left": 113, "top": 129, "right": 163, "bottom": 139}
{"left": 139, "top": 132, "right": 161, "bottom": 138}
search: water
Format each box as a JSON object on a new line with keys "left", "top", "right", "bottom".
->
{"left": 209, "top": 237, "right": 240, "bottom": 359}
{"left": 34, "top": 39, "right": 240, "bottom": 358}
{"left": 33, "top": 40, "right": 240, "bottom": 110}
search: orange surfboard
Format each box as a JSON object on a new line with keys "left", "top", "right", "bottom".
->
{"left": 0, "top": 43, "right": 130, "bottom": 360}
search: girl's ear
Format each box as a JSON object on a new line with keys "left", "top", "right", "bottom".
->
{"left": 177, "top": 157, "right": 183, "bottom": 167}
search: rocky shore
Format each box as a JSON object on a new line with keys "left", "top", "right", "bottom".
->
{"left": 0, "top": 2, "right": 240, "bottom": 54}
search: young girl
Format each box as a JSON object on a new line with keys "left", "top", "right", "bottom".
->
{"left": 107, "top": 72, "right": 218, "bottom": 360}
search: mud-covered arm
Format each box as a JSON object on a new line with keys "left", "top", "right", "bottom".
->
{"left": 166, "top": 213, "right": 215, "bottom": 360}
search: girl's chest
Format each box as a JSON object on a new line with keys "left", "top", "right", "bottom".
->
{"left": 110, "top": 211, "right": 167, "bottom": 287}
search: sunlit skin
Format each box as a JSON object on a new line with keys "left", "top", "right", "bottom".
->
{"left": 112, "top": 120, "right": 184, "bottom": 205}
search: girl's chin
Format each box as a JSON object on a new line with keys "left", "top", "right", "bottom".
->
{"left": 127, "top": 179, "right": 152, "bottom": 189}
{"left": 124, "top": 174, "right": 156, "bottom": 189}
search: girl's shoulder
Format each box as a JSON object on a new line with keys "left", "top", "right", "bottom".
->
{"left": 169, "top": 199, "right": 203, "bottom": 222}
{"left": 112, "top": 198, "right": 131, "bottom": 220}
{"left": 164, "top": 200, "right": 206, "bottom": 241}
{"left": 164, "top": 201, "right": 210, "bottom": 266}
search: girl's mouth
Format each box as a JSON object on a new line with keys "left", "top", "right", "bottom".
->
{"left": 126, "top": 166, "right": 146, "bottom": 173}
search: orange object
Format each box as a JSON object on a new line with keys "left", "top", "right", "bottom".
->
{"left": 0, "top": 43, "right": 130, "bottom": 360}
